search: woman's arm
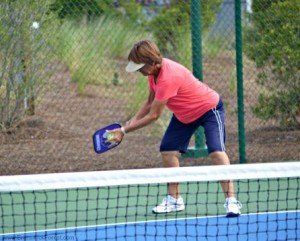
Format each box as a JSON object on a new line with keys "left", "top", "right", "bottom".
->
{"left": 126, "top": 89, "right": 155, "bottom": 127}
{"left": 124, "top": 99, "right": 167, "bottom": 133}
{"left": 110, "top": 97, "right": 167, "bottom": 142}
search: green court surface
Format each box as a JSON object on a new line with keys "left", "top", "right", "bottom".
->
{"left": 0, "top": 178, "right": 299, "bottom": 234}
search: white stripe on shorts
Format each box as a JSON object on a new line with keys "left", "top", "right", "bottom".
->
{"left": 212, "top": 108, "right": 226, "bottom": 151}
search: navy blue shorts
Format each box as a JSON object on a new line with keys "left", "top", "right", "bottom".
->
{"left": 160, "top": 99, "right": 226, "bottom": 154}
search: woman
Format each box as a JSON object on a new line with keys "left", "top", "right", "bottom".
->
{"left": 110, "top": 40, "right": 241, "bottom": 217}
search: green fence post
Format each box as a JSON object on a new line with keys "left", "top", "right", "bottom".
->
{"left": 235, "top": 0, "right": 246, "bottom": 163}
{"left": 182, "top": 0, "right": 208, "bottom": 158}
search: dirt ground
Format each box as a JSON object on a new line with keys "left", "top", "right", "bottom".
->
{"left": 0, "top": 60, "right": 299, "bottom": 175}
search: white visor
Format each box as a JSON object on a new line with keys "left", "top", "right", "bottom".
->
{"left": 125, "top": 61, "right": 145, "bottom": 73}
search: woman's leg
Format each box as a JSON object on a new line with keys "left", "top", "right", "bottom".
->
{"left": 209, "top": 151, "right": 235, "bottom": 198}
{"left": 161, "top": 151, "right": 181, "bottom": 198}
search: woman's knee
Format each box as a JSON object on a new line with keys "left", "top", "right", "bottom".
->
{"left": 209, "top": 151, "right": 230, "bottom": 165}
{"left": 160, "top": 151, "right": 180, "bottom": 167}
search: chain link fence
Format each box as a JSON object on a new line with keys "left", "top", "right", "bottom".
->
{"left": 0, "top": 0, "right": 299, "bottom": 175}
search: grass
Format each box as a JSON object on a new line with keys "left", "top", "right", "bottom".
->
{"left": 55, "top": 16, "right": 149, "bottom": 94}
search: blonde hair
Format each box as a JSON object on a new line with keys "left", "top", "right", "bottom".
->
{"left": 128, "top": 40, "right": 163, "bottom": 65}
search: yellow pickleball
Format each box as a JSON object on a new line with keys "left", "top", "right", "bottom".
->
{"left": 106, "top": 132, "right": 115, "bottom": 142}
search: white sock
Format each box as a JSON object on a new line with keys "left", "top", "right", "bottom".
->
{"left": 168, "top": 195, "right": 177, "bottom": 200}
{"left": 226, "top": 197, "right": 237, "bottom": 203}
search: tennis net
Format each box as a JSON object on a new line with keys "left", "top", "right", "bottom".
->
{"left": 0, "top": 162, "right": 299, "bottom": 241}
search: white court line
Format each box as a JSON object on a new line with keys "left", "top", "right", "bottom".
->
{"left": 1, "top": 210, "right": 299, "bottom": 237}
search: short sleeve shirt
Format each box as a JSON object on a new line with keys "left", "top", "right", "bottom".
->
{"left": 148, "top": 58, "right": 219, "bottom": 124}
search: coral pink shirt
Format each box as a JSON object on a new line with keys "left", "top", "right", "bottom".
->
{"left": 148, "top": 58, "right": 219, "bottom": 124}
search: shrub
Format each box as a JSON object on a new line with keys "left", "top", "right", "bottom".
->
{"left": 50, "top": 0, "right": 117, "bottom": 21}
{"left": 244, "top": 0, "right": 299, "bottom": 128}
{"left": 0, "top": 0, "right": 55, "bottom": 130}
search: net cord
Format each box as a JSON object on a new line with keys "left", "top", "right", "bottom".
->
{"left": 1, "top": 162, "right": 299, "bottom": 192}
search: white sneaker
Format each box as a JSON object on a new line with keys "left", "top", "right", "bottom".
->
{"left": 152, "top": 195, "right": 185, "bottom": 214}
{"left": 224, "top": 197, "right": 242, "bottom": 217}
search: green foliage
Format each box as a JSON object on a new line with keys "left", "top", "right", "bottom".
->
{"left": 244, "top": 0, "right": 300, "bottom": 128}
{"left": 252, "top": 0, "right": 279, "bottom": 13}
{"left": 50, "top": 0, "right": 116, "bottom": 20}
{"left": 149, "top": 5, "right": 182, "bottom": 56}
{"left": 200, "top": 0, "right": 224, "bottom": 30}
{"left": 150, "top": 6, "right": 189, "bottom": 59}
{"left": 119, "top": 0, "right": 144, "bottom": 23}
{"left": 112, "top": 73, "right": 123, "bottom": 86}
{"left": 150, "top": 0, "right": 222, "bottom": 65}
{"left": 253, "top": 88, "right": 300, "bottom": 128}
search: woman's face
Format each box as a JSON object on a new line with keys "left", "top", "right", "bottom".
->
{"left": 138, "top": 63, "right": 159, "bottom": 76}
